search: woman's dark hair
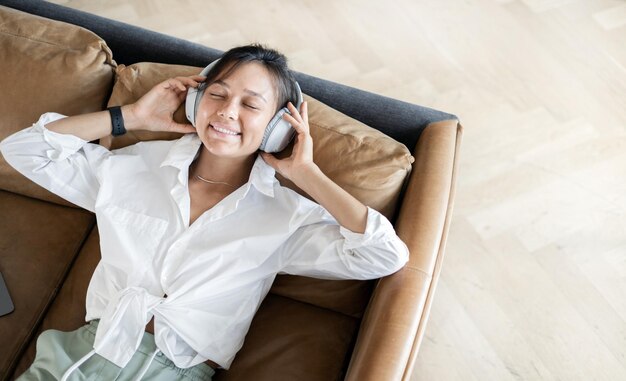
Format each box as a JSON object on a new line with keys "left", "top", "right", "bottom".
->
{"left": 203, "top": 43, "right": 299, "bottom": 114}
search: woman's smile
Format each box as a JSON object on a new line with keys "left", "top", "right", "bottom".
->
{"left": 209, "top": 123, "right": 242, "bottom": 139}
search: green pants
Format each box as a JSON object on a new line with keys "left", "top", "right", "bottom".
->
{"left": 16, "top": 320, "right": 215, "bottom": 381}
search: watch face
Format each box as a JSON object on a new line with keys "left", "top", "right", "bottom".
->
{"left": 0, "top": 272, "right": 14, "bottom": 317}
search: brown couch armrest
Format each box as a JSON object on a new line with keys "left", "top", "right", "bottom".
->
{"left": 345, "top": 119, "right": 463, "bottom": 380}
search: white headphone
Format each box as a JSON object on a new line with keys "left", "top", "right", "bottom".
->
{"left": 185, "top": 58, "right": 304, "bottom": 153}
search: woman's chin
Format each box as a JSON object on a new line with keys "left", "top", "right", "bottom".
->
{"left": 205, "top": 144, "right": 235, "bottom": 157}
{"left": 204, "top": 141, "right": 259, "bottom": 159}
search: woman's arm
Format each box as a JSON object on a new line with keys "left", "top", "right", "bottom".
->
{"left": 44, "top": 75, "right": 204, "bottom": 140}
{"left": 44, "top": 106, "right": 139, "bottom": 141}
{"left": 0, "top": 75, "right": 204, "bottom": 212}
{"left": 275, "top": 202, "right": 409, "bottom": 280}
{"left": 0, "top": 112, "right": 115, "bottom": 212}
{"left": 290, "top": 164, "right": 368, "bottom": 234}
{"left": 261, "top": 102, "right": 409, "bottom": 279}
{"left": 260, "top": 101, "right": 367, "bottom": 234}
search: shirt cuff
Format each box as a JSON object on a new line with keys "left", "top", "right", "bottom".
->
{"left": 34, "top": 112, "right": 89, "bottom": 162}
{"left": 339, "top": 206, "right": 398, "bottom": 251}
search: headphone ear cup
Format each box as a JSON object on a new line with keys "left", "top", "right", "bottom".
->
{"left": 259, "top": 108, "right": 296, "bottom": 153}
{"left": 185, "top": 85, "right": 200, "bottom": 127}
{"left": 259, "top": 81, "right": 304, "bottom": 153}
{"left": 186, "top": 59, "right": 220, "bottom": 127}
{"left": 193, "top": 82, "right": 207, "bottom": 125}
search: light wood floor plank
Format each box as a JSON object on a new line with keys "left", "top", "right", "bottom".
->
{"left": 43, "top": 0, "right": 626, "bottom": 379}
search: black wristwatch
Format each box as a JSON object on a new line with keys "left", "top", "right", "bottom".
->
{"left": 108, "top": 106, "right": 127, "bottom": 136}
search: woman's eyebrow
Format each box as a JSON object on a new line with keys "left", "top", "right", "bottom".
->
{"left": 213, "top": 80, "right": 267, "bottom": 103}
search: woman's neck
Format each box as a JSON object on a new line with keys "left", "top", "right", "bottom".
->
{"left": 189, "top": 147, "right": 256, "bottom": 188}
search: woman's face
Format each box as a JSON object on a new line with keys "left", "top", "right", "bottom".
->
{"left": 195, "top": 61, "right": 278, "bottom": 159}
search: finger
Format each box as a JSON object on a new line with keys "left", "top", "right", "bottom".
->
{"left": 171, "top": 79, "right": 186, "bottom": 92}
{"left": 163, "top": 79, "right": 182, "bottom": 91}
{"left": 166, "top": 77, "right": 199, "bottom": 92}
{"left": 283, "top": 112, "right": 304, "bottom": 131}
{"left": 282, "top": 112, "right": 300, "bottom": 129}
{"left": 176, "top": 76, "right": 202, "bottom": 87}
{"left": 286, "top": 102, "right": 303, "bottom": 122}
{"left": 282, "top": 113, "right": 308, "bottom": 134}
{"left": 303, "top": 101, "right": 308, "bottom": 125}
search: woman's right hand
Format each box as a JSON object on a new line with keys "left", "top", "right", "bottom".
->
{"left": 124, "top": 75, "right": 206, "bottom": 134}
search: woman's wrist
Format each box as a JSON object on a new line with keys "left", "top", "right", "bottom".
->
{"left": 292, "top": 163, "right": 368, "bottom": 234}
{"left": 291, "top": 163, "right": 324, "bottom": 193}
{"left": 120, "top": 104, "right": 142, "bottom": 131}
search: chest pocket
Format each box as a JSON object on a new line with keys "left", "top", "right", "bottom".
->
{"left": 97, "top": 204, "right": 170, "bottom": 270}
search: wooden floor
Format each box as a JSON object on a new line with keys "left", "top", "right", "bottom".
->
{"left": 47, "top": 0, "right": 626, "bottom": 379}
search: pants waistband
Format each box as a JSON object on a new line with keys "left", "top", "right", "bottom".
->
{"left": 85, "top": 319, "right": 215, "bottom": 380}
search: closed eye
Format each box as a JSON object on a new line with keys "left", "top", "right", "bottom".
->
{"left": 209, "top": 93, "right": 259, "bottom": 110}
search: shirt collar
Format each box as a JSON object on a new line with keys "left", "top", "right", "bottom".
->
{"left": 159, "top": 133, "right": 276, "bottom": 198}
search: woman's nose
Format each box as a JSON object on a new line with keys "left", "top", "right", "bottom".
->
{"left": 218, "top": 100, "right": 238, "bottom": 120}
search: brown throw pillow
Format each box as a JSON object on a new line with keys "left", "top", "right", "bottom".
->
{"left": 0, "top": 6, "right": 117, "bottom": 208}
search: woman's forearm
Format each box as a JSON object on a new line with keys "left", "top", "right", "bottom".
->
{"left": 294, "top": 165, "right": 368, "bottom": 234}
{"left": 45, "top": 75, "right": 203, "bottom": 141}
{"left": 45, "top": 105, "right": 140, "bottom": 141}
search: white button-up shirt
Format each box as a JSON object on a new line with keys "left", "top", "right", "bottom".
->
{"left": 0, "top": 112, "right": 410, "bottom": 371}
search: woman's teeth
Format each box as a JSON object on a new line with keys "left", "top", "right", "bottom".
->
{"left": 211, "top": 125, "right": 240, "bottom": 136}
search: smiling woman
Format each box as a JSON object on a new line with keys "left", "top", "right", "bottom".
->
{"left": 2, "top": 42, "right": 410, "bottom": 381}
{"left": 196, "top": 61, "right": 278, "bottom": 161}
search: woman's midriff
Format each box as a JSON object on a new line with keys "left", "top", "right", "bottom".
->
{"left": 145, "top": 317, "right": 221, "bottom": 370}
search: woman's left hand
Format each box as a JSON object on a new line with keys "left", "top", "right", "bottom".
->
{"left": 260, "top": 101, "right": 317, "bottom": 183}
{"left": 262, "top": 100, "right": 368, "bottom": 234}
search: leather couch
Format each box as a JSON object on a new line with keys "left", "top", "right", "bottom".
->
{"left": 0, "top": 1, "right": 463, "bottom": 380}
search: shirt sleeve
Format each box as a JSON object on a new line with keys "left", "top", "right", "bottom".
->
{"left": 0, "top": 112, "right": 115, "bottom": 213}
{"left": 277, "top": 203, "right": 410, "bottom": 280}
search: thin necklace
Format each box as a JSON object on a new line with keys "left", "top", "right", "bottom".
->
{"left": 195, "top": 174, "right": 236, "bottom": 187}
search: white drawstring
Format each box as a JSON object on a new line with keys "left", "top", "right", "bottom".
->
{"left": 59, "top": 343, "right": 162, "bottom": 381}
{"left": 60, "top": 349, "right": 96, "bottom": 381}
{"left": 60, "top": 287, "right": 166, "bottom": 380}
{"left": 133, "top": 348, "right": 161, "bottom": 381}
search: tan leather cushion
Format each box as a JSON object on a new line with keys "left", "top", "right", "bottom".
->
{"left": 214, "top": 294, "right": 359, "bottom": 381}
{"left": 0, "top": 6, "right": 116, "bottom": 208}
{"left": 104, "top": 61, "right": 413, "bottom": 318}
{"left": 0, "top": 190, "right": 95, "bottom": 379}
{"left": 11, "top": 224, "right": 101, "bottom": 379}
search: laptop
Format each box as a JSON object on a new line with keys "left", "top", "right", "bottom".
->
{"left": 0, "top": 271, "right": 14, "bottom": 316}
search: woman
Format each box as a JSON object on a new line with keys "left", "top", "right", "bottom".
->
{"left": 1, "top": 43, "right": 409, "bottom": 380}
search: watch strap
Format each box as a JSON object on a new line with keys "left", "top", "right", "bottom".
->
{"left": 108, "top": 106, "right": 127, "bottom": 136}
